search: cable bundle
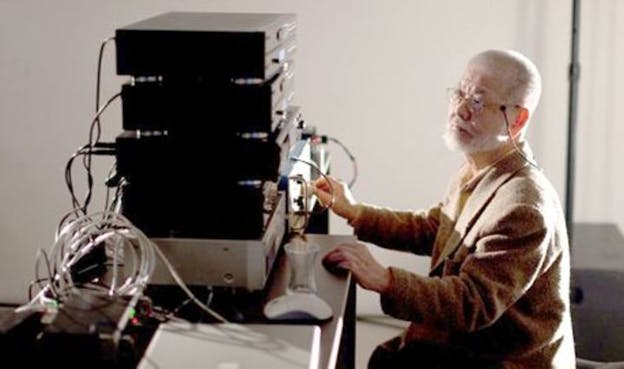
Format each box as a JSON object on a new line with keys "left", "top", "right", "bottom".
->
{"left": 19, "top": 211, "right": 155, "bottom": 312}
{"left": 18, "top": 36, "right": 229, "bottom": 325}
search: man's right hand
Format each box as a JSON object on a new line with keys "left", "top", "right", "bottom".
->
{"left": 310, "top": 176, "right": 359, "bottom": 222}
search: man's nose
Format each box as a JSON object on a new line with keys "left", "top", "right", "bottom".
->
{"left": 455, "top": 100, "right": 472, "bottom": 121}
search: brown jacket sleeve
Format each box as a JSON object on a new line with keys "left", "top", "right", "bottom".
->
{"left": 379, "top": 202, "right": 557, "bottom": 334}
{"left": 349, "top": 203, "right": 442, "bottom": 256}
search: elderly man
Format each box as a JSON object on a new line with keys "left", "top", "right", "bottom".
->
{"left": 313, "top": 50, "right": 575, "bottom": 368}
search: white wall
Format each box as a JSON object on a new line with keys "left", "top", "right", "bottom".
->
{"left": 0, "top": 1, "right": 621, "bottom": 314}
{"left": 575, "top": 1, "right": 624, "bottom": 229}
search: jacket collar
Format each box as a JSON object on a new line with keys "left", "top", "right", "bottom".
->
{"left": 429, "top": 142, "right": 535, "bottom": 275}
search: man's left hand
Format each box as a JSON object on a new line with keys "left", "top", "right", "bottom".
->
{"left": 322, "top": 243, "right": 391, "bottom": 293}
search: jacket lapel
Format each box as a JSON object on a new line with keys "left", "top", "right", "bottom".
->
{"left": 429, "top": 145, "right": 534, "bottom": 276}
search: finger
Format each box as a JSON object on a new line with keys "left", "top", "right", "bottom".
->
{"left": 314, "top": 185, "right": 333, "bottom": 200}
{"left": 308, "top": 182, "right": 326, "bottom": 197}
{"left": 337, "top": 247, "right": 376, "bottom": 272}
{"left": 312, "top": 177, "right": 331, "bottom": 190}
{"left": 338, "top": 261, "right": 351, "bottom": 271}
{"left": 322, "top": 249, "right": 337, "bottom": 262}
{"left": 322, "top": 249, "right": 346, "bottom": 264}
{"left": 328, "top": 250, "right": 363, "bottom": 272}
{"left": 326, "top": 247, "right": 363, "bottom": 269}
{"left": 316, "top": 176, "right": 344, "bottom": 192}
{"left": 313, "top": 187, "right": 333, "bottom": 208}
{"left": 336, "top": 250, "right": 363, "bottom": 268}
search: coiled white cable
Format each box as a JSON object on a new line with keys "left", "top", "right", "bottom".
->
{"left": 18, "top": 211, "right": 155, "bottom": 312}
{"left": 21, "top": 211, "right": 228, "bottom": 323}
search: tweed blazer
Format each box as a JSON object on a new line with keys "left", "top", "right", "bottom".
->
{"left": 350, "top": 144, "right": 575, "bottom": 368}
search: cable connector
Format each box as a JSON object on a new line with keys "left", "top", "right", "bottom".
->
{"left": 301, "top": 131, "right": 328, "bottom": 143}
{"left": 93, "top": 142, "right": 116, "bottom": 149}
{"left": 91, "top": 142, "right": 117, "bottom": 156}
{"left": 105, "top": 173, "right": 122, "bottom": 187}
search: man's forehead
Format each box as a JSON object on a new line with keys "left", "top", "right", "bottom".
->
{"left": 460, "top": 63, "right": 506, "bottom": 96}
{"left": 459, "top": 77, "right": 494, "bottom": 95}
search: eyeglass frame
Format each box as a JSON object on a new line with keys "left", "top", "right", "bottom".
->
{"left": 446, "top": 87, "right": 518, "bottom": 115}
{"left": 446, "top": 87, "right": 539, "bottom": 168}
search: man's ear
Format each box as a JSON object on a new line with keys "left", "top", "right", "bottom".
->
{"left": 511, "top": 106, "right": 530, "bottom": 136}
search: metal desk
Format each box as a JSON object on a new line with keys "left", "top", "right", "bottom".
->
{"left": 0, "top": 234, "right": 358, "bottom": 369}
{"left": 265, "top": 234, "right": 357, "bottom": 369}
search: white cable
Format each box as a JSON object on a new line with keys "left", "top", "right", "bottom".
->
{"left": 24, "top": 210, "right": 227, "bottom": 324}
{"left": 20, "top": 211, "right": 155, "bottom": 312}
{"left": 150, "top": 241, "right": 228, "bottom": 323}
{"left": 286, "top": 156, "right": 335, "bottom": 235}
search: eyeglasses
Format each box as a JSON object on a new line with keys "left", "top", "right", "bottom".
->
{"left": 447, "top": 87, "right": 504, "bottom": 115}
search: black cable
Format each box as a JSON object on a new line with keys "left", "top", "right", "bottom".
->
{"left": 107, "top": 177, "right": 126, "bottom": 213}
{"left": 82, "top": 92, "right": 121, "bottom": 213}
{"left": 103, "top": 163, "right": 117, "bottom": 212}
{"left": 500, "top": 106, "right": 540, "bottom": 170}
{"left": 65, "top": 146, "right": 90, "bottom": 211}
{"left": 96, "top": 38, "right": 115, "bottom": 125}
{"left": 78, "top": 37, "right": 115, "bottom": 212}
{"left": 89, "top": 93, "right": 120, "bottom": 150}
{"left": 73, "top": 36, "right": 116, "bottom": 218}
{"left": 64, "top": 93, "right": 120, "bottom": 216}
{"left": 65, "top": 144, "right": 117, "bottom": 216}
{"left": 85, "top": 37, "right": 115, "bottom": 165}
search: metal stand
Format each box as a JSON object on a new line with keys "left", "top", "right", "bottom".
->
{"left": 565, "top": 0, "right": 581, "bottom": 242}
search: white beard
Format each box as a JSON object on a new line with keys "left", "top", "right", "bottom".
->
{"left": 443, "top": 123, "right": 508, "bottom": 154}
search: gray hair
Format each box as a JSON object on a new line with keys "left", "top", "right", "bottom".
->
{"left": 470, "top": 49, "right": 542, "bottom": 115}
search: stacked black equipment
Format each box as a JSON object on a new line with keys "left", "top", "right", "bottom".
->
{"left": 115, "top": 12, "right": 297, "bottom": 241}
